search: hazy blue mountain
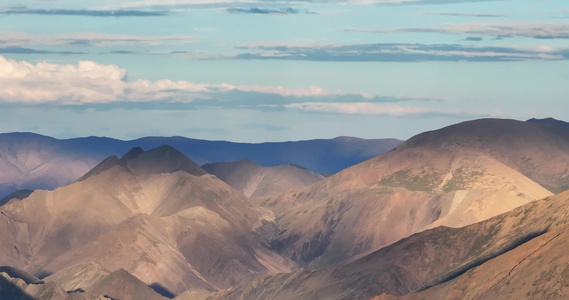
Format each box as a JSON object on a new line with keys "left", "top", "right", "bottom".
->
{"left": 527, "top": 117, "right": 569, "bottom": 128}
{"left": 0, "top": 132, "right": 401, "bottom": 199}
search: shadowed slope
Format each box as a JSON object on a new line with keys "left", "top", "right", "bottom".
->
{"left": 203, "top": 159, "right": 324, "bottom": 197}
{"left": 260, "top": 119, "right": 569, "bottom": 269}
{"left": 0, "top": 146, "right": 297, "bottom": 295}
{"left": 207, "top": 189, "right": 569, "bottom": 300}
{"left": 0, "top": 189, "right": 34, "bottom": 206}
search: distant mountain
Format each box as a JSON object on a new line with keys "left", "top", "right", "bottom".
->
{"left": 258, "top": 118, "right": 569, "bottom": 269}
{"left": 527, "top": 117, "right": 569, "bottom": 128}
{"left": 0, "top": 189, "right": 33, "bottom": 206}
{"left": 0, "top": 146, "right": 297, "bottom": 295}
{"left": 205, "top": 188, "right": 569, "bottom": 300}
{"left": 0, "top": 133, "right": 401, "bottom": 199}
{"left": 202, "top": 159, "right": 324, "bottom": 197}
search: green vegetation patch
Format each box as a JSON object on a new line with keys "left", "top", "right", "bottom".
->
{"left": 379, "top": 168, "right": 442, "bottom": 192}
{"left": 442, "top": 167, "right": 483, "bottom": 193}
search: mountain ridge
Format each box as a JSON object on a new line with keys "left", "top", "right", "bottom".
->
{"left": 257, "top": 118, "right": 569, "bottom": 269}
{"left": 0, "top": 146, "right": 298, "bottom": 295}
{"left": 0, "top": 132, "right": 400, "bottom": 199}
{"left": 202, "top": 159, "right": 324, "bottom": 197}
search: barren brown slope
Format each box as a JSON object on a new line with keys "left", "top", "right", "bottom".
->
{"left": 0, "top": 263, "right": 167, "bottom": 300}
{"left": 260, "top": 118, "right": 569, "bottom": 269}
{"left": 206, "top": 189, "right": 569, "bottom": 300}
{"left": 44, "top": 263, "right": 167, "bottom": 300}
{"left": 202, "top": 159, "right": 324, "bottom": 197}
{"left": 0, "top": 146, "right": 297, "bottom": 296}
{"left": 375, "top": 224, "right": 569, "bottom": 300}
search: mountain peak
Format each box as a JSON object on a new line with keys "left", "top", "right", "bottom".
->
{"left": 526, "top": 117, "right": 569, "bottom": 128}
{"left": 400, "top": 118, "right": 551, "bottom": 150}
{"left": 120, "top": 145, "right": 207, "bottom": 177}
{"left": 77, "top": 155, "right": 127, "bottom": 182}
{"left": 121, "top": 146, "right": 145, "bottom": 161}
{"left": 78, "top": 145, "right": 207, "bottom": 182}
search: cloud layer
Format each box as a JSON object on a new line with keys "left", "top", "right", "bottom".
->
{"left": 235, "top": 42, "right": 569, "bottom": 62}
{"left": 110, "top": 0, "right": 503, "bottom": 8}
{"left": 0, "top": 56, "right": 473, "bottom": 118}
{"left": 1, "top": 5, "right": 168, "bottom": 17}
{"left": 0, "top": 32, "right": 198, "bottom": 47}
{"left": 348, "top": 22, "right": 569, "bottom": 39}
{"left": 226, "top": 7, "right": 302, "bottom": 14}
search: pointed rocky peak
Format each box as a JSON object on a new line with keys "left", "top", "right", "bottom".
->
{"left": 76, "top": 155, "right": 128, "bottom": 182}
{"left": 121, "top": 145, "right": 207, "bottom": 177}
{"left": 120, "top": 146, "right": 145, "bottom": 161}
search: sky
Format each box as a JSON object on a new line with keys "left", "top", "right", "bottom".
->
{"left": 0, "top": 0, "right": 568, "bottom": 142}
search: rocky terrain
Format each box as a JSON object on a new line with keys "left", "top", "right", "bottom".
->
{"left": 203, "top": 159, "right": 324, "bottom": 197}
{"left": 2, "top": 118, "right": 569, "bottom": 300}
{"left": 203, "top": 188, "right": 569, "bottom": 300}
{"left": 259, "top": 118, "right": 569, "bottom": 269}
{"left": 0, "top": 146, "right": 296, "bottom": 296}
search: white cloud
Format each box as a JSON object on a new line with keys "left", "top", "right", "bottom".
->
{"left": 0, "top": 56, "right": 368, "bottom": 104}
{"left": 0, "top": 56, "right": 468, "bottom": 118}
{"left": 0, "top": 31, "right": 198, "bottom": 47}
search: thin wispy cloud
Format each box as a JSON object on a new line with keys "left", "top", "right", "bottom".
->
{"left": 347, "top": 22, "right": 569, "bottom": 39}
{"left": 0, "top": 46, "right": 85, "bottom": 55}
{"left": 0, "top": 32, "right": 198, "bottom": 47}
{"left": 1, "top": 5, "right": 169, "bottom": 17}
{"left": 110, "top": 0, "right": 504, "bottom": 8}
{"left": 0, "top": 55, "right": 458, "bottom": 118}
{"left": 235, "top": 42, "right": 569, "bottom": 62}
{"left": 226, "top": 7, "right": 303, "bottom": 15}
{"left": 285, "top": 102, "right": 484, "bottom": 118}
{"left": 420, "top": 12, "right": 505, "bottom": 17}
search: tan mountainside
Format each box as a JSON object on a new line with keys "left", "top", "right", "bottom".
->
{"left": 0, "top": 263, "right": 166, "bottom": 300}
{"left": 260, "top": 119, "right": 569, "bottom": 268}
{"left": 202, "top": 159, "right": 324, "bottom": 197}
{"left": 375, "top": 224, "right": 569, "bottom": 300}
{"left": 0, "top": 146, "right": 297, "bottom": 296}
{"left": 206, "top": 189, "right": 569, "bottom": 300}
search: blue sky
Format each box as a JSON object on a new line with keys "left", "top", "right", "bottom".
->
{"left": 0, "top": 0, "right": 568, "bottom": 142}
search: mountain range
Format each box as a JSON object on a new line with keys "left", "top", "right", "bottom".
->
{"left": 1, "top": 117, "right": 569, "bottom": 299}
{"left": 0, "top": 146, "right": 297, "bottom": 296}
{"left": 0, "top": 133, "right": 401, "bottom": 199}
{"left": 255, "top": 118, "right": 569, "bottom": 269}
